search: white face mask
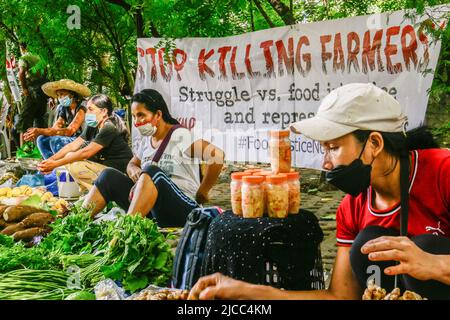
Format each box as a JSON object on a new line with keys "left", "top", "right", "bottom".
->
{"left": 136, "top": 122, "right": 157, "bottom": 136}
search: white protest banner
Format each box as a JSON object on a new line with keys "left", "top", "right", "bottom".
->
{"left": 134, "top": 5, "right": 448, "bottom": 169}
{"left": 5, "top": 46, "right": 21, "bottom": 103}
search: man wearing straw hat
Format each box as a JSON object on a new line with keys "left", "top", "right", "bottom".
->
{"left": 23, "top": 79, "right": 90, "bottom": 159}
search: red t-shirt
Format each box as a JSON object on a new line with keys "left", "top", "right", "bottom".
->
{"left": 336, "top": 148, "right": 450, "bottom": 247}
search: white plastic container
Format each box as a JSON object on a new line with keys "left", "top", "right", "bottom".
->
{"left": 56, "top": 169, "right": 81, "bottom": 199}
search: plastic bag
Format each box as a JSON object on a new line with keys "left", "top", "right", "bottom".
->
{"left": 93, "top": 206, "right": 125, "bottom": 224}
{"left": 44, "top": 170, "right": 58, "bottom": 196}
{"left": 16, "top": 142, "right": 42, "bottom": 159}
{"left": 16, "top": 173, "right": 45, "bottom": 187}
{"left": 94, "top": 279, "right": 126, "bottom": 300}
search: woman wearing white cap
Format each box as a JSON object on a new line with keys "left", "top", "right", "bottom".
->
{"left": 23, "top": 79, "right": 91, "bottom": 158}
{"left": 189, "top": 83, "right": 450, "bottom": 300}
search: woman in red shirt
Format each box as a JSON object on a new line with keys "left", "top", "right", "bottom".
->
{"left": 189, "top": 83, "right": 450, "bottom": 300}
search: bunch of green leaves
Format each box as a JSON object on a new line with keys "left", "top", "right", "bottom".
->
{"left": 100, "top": 214, "right": 174, "bottom": 292}
{"left": 38, "top": 211, "right": 107, "bottom": 255}
{"left": 0, "top": 240, "right": 60, "bottom": 273}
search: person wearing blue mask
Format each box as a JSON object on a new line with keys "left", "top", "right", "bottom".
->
{"left": 81, "top": 89, "right": 225, "bottom": 227}
{"left": 38, "top": 94, "right": 133, "bottom": 192}
{"left": 23, "top": 79, "right": 90, "bottom": 158}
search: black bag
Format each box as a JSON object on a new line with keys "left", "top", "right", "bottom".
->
{"left": 171, "top": 206, "right": 222, "bottom": 289}
{"left": 201, "top": 210, "right": 325, "bottom": 290}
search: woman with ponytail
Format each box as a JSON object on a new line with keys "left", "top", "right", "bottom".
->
{"left": 189, "top": 83, "right": 450, "bottom": 300}
{"left": 38, "top": 94, "right": 133, "bottom": 191}
{"left": 83, "top": 89, "right": 225, "bottom": 228}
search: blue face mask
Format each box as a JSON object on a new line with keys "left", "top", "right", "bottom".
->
{"left": 59, "top": 96, "right": 72, "bottom": 107}
{"left": 85, "top": 113, "right": 98, "bottom": 127}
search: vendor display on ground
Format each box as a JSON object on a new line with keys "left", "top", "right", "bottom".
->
{"left": 0, "top": 1, "right": 449, "bottom": 303}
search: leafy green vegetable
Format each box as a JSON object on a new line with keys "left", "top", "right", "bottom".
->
{"left": 101, "top": 215, "right": 173, "bottom": 292}
{"left": 0, "top": 234, "right": 14, "bottom": 247}
{"left": 0, "top": 205, "right": 174, "bottom": 295}
{"left": 39, "top": 212, "right": 106, "bottom": 255}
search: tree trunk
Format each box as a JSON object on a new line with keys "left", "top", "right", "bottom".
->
{"left": 265, "top": 0, "right": 296, "bottom": 25}
{"left": 253, "top": 0, "right": 276, "bottom": 28}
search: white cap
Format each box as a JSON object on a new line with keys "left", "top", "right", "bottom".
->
{"left": 289, "top": 83, "right": 408, "bottom": 141}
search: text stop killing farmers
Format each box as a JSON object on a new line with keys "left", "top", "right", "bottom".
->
{"left": 137, "top": 23, "right": 446, "bottom": 83}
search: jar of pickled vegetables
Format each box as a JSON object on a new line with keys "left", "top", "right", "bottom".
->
{"left": 253, "top": 171, "right": 272, "bottom": 214}
{"left": 269, "top": 130, "right": 292, "bottom": 173}
{"left": 266, "top": 175, "right": 289, "bottom": 218}
{"left": 286, "top": 172, "right": 301, "bottom": 214}
{"left": 241, "top": 176, "right": 265, "bottom": 218}
{"left": 230, "top": 172, "right": 248, "bottom": 216}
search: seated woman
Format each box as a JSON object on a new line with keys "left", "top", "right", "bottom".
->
{"left": 38, "top": 94, "right": 133, "bottom": 192}
{"left": 23, "top": 79, "right": 90, "bottom": 159}
{"left": 189, "top": 83, "right": 450, "bottom": 300}
{"left": 82, "top": 89, "right": 225, "bottom": 228}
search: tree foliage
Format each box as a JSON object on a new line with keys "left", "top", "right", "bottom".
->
{"left": 0, "top": 0, "right": 448, "bottom": 109}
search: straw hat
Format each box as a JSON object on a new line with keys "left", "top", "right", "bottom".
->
{"left": 41, "top": 79, "right": 91, "bottom": 98}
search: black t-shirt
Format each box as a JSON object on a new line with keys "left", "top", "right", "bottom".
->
{"left": 56, "top": 102, "right": 86, "bottom": 136}
{"left": 80, "top": 120, "right": 133, "bottom": 173}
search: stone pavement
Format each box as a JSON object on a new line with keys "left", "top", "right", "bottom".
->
{"left": 204, "top": 162, "right": 345, "bottom": 288}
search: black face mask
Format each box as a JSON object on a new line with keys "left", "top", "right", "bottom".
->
{"left": 325, "top": 139, "right": 375, "bottom": 197}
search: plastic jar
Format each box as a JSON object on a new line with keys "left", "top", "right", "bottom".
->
{"left": 269, "top": 130, "right": 292, "bottom": 173}
{"left": 230, "top": 172, "right": 248, "bottom": 216}
{"left": 286, "top": 172, "right": 301, "bottom": 214}
{"left": 266, "top": 175, "right": 289, "bottom": 218}
{"left": 241, "top": 176, "right": 265, "bottom": 218}
{"left": 253, "top": 171, "right": 273, "bottom": 214}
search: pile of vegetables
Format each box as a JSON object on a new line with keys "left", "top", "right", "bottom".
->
{"left": 0, "top": 188, "right": 69, "bottom": 214}
{"left": 0, "top": 205, "right": 55, "bottom": 242}
{"left": 0, "top": 204, "right": 174, "bottom": 299}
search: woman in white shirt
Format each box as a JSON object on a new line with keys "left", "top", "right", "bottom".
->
{"left": 83, "top": 89, "right": 225, "bottom": 227}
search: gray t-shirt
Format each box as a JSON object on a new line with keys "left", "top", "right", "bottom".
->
{"left": 135, "top": 127, "right": 201, "bottom": 199}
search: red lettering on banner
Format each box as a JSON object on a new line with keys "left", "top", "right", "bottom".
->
{"left": 275, "top": 37, "right": 294, "bottom": 76}
{"left": 245, "top": 44, "right": 261, "bottom": 78}
{"left": 260, "top": 40, "right": 275, "bottom": 78}
{"left": 295, "top": 36, "right": 311, "bottom": 77}
{"left": 172, "top": 49, "right": 187, "bottom": 81}
{"left": 332, "top": 33, "right": 345, "bottom": 73}
{"left": 137, "top": 47, "right": 145, "bottom": 57}
{"left": 145, "top": 48, "right": 157, "bottom": 81}
{"left": 218, "top": 46, "right": 232, "bottom": 80}
{"left": 158, "top": 48, "right": 173, "bottom": 81}
{"left": 231, "top": 46, "right": 245, "bottom": 80}
{"left": 347, "top": 32, "right": 360, "bottom": 73}
{"left": 385, "top": 26, "right": 402, "bottom": 74}
{"left": 320, "top": 35, "right": 332, "bottom": 74}
{"left": 362, "top": 30, "right": 384, "bottom": 73}
{"left": 198, "top": 48, "right": 215, "bottom": 80}
{"left": 401, "top": 25, "right": 418, "bottom": 71}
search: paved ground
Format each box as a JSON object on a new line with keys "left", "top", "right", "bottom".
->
{"left": 204, "top": 162, "right": 345, "bottom": 288}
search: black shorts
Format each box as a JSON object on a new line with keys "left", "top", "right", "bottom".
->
{"left": 94, "top": 164, "right": 199, "bottom": 227}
